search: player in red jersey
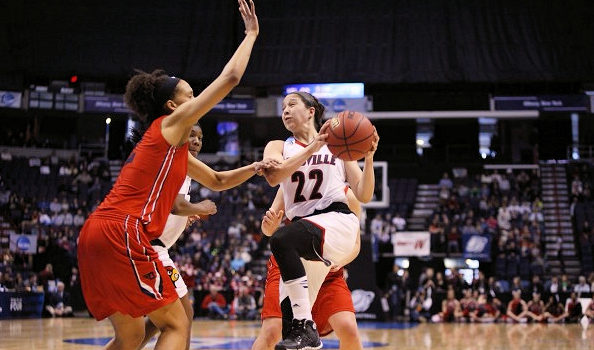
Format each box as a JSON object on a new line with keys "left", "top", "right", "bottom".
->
{"left": 77, "top": 2, "right": 259, "bottom": 349}
{"left": 251, "top": 187, "right": 362, "bottom": 350}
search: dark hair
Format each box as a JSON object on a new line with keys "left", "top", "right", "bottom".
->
{"left": 123, "top": 69, "right": 180, "bottom": 144}
{"left": 288, "top": 92, "right": 325, "bottom": 130}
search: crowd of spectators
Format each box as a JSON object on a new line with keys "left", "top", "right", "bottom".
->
{"left": 384, "top": 266, "right": 594, "bottom": 324}
{"left": 429, "top": 169, "right": 547, "bottom": 282}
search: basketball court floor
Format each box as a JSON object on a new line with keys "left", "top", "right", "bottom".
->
{"left": 1, "top": 318, "right": 592, "bottom": 349}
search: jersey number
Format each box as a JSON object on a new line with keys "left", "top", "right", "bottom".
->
{"left": 291, "top": 169, "right": 324, "bottom": 203}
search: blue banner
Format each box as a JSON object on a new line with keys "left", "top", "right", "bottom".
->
{"left": 284, "top": 83, "right": 364, "bottom": 99}
{"left": 211, "top": 98, "right": 255, "bottom": 114}
{"left": 493, "top": 95, "right": 589, "bottom": 112}
{"left": 462, "top": 234, "right": 492, "bottom": 261}
{"left": 0, "top": 292, "right": 45, "bottom": 319}
{"left": 84, "top": 94, "right": 130, "bottom": 114}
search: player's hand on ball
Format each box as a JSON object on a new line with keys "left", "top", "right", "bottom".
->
{"left": 195, "top": 200, "right": 217, "bottom": 215}
{"left": 261, "top": 209, "right": 284, "bottom": 236}
{"left": 365, "top": 127, "right": 379, "bottom": 159}
{"left": 307, "top": 120, "right": 330, "bottom": 153}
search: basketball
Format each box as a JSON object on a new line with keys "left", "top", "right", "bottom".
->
{"left": 326, "top": 111, "right": 375, "bottom": 161}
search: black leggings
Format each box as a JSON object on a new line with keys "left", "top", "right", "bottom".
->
{"left": 269, "top": 219, "right": 328, "bottom": 282}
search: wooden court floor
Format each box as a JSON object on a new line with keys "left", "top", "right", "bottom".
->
{"left": 0, "top": 318, "right": 593, "bottom": 350}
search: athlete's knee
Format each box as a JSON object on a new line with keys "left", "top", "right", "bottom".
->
{"left": 113, "top": 324, "right": 145, "bottom": 348}
{"left": 159, "top": 311, "right": 191, "bottom": 334}
{"left": 332, "top": 315, "right": 361, "bottom": 347}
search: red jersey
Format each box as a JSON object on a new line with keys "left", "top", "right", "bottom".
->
{"left": 94, "top": 116, "right": 188, "bottom": 239}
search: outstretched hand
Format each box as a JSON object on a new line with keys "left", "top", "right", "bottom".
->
{"left": 195, "top": 199, "right": 217, "bottom": 216}
{"left": 254, "top": 158, "right": 281, "bottom": 176}
{"left": 238, "top": 0, "right": 258, "bottom": 36}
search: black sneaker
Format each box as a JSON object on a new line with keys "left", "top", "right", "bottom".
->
{"left": 275, "top": 319, "right": 322, "bottom": 350}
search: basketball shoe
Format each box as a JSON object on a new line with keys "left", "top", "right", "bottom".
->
{"left": 275, "top": 318, "right": 322, "bottom": 350}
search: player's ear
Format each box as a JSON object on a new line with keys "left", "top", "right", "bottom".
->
{"left": 165, "top": 99, "right": 177, "bottom": 112}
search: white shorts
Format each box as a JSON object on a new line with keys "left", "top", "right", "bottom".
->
{"left": 153, "top": 245, "right": 188, "bottom": 298}
{"left": 302, "top": 211, "right": 359, "bottom": 267}
{"left": 280, "top": 211, "right": 359, "bottom": 306}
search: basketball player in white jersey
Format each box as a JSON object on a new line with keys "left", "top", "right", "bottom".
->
{"left": 251, "top": 186, "right": 363, "bottom": 350}
{"left": 140, "top": 123, "right": 278, "bottom": 350}
{"left": 262, "top": 91, "right": 379, "bottom": 350}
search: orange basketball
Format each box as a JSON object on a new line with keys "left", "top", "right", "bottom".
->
{"left": 326, "top": 111, "right": 375, "bottom": 161}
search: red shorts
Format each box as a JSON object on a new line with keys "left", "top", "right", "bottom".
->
{"left": 77, "top": 214, "right": 178, "bottom": 320}
{"left": 261, "top": 257, "right": 355, "bottom": 336}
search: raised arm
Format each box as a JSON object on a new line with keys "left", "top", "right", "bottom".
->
{"left": 161, "top": 0, "right": 259, "bottom": 146}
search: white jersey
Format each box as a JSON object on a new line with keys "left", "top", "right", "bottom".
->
{"left": 158, "top": 176, "right": 191, "bottom": 248}
{"left": 280, "top": 137, "right": 348, "bottom": 220}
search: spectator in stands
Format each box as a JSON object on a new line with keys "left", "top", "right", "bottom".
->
{"left": 434, "top": 272, "right": 446, "bottom": 293}
{"left": 38, "top": 264, "right": 54, "bottom": 290}
{"left": 72, "top": 169, "right": 92, "bottom": 186}
{"left": 370, "top": 214, "right": 384, "bottom": 237}
{"left": 73, "top": 209, "right": 85, "bottom": 226}
{"left": 547, "top": 276, "right": 560, "bottom": 295}
{"left": 506, "top": 290, "right": 528, "bottom": 323}
{"left": 385, "top": 263, "right": 403, "bottom": 319}
{"left": 232, "top": 286, "right": 257, "bottom": 320}
{"left": 438, "top": 172, "right": 453, "bottom": 189}
{"left": 574, "top": 275, "right": 591, "bottom": 293}
{"left": 201, "top": 286, "right": 229, "bottom": 319}
{"left": 529, "top": 275, "right": 544, "bottom": 295}
{"left": 49, "top": 198, "right": 61, "bottom": 214}
{"left": 428, "top": 215, "right": 445, "bottom": 253}
{"left": 497, "top": 203, "right": 512, "bottom": 231}
{"left": 560, "top": 274, "right": 572, "bottom": 293}
{"left": 391, "top": 213, "right": 406, "bottom": 231}
{"left": 409, "top": 289, "right": 431, "bottom": 322}
{"left": 45, "top": 281, "right": 73, "bottom": 317}
{"left": 444, "top": 225, "right": 460, "bottom": 255}
{"left": 438, "top": 186, "right": 450, "bottom": 203}
{"left": 571, "top": 174, "right": 584, "bottom": 199}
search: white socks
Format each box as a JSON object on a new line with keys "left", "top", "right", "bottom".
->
{"left": 285, "top": 276, "right": 313, "bottom": 321}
